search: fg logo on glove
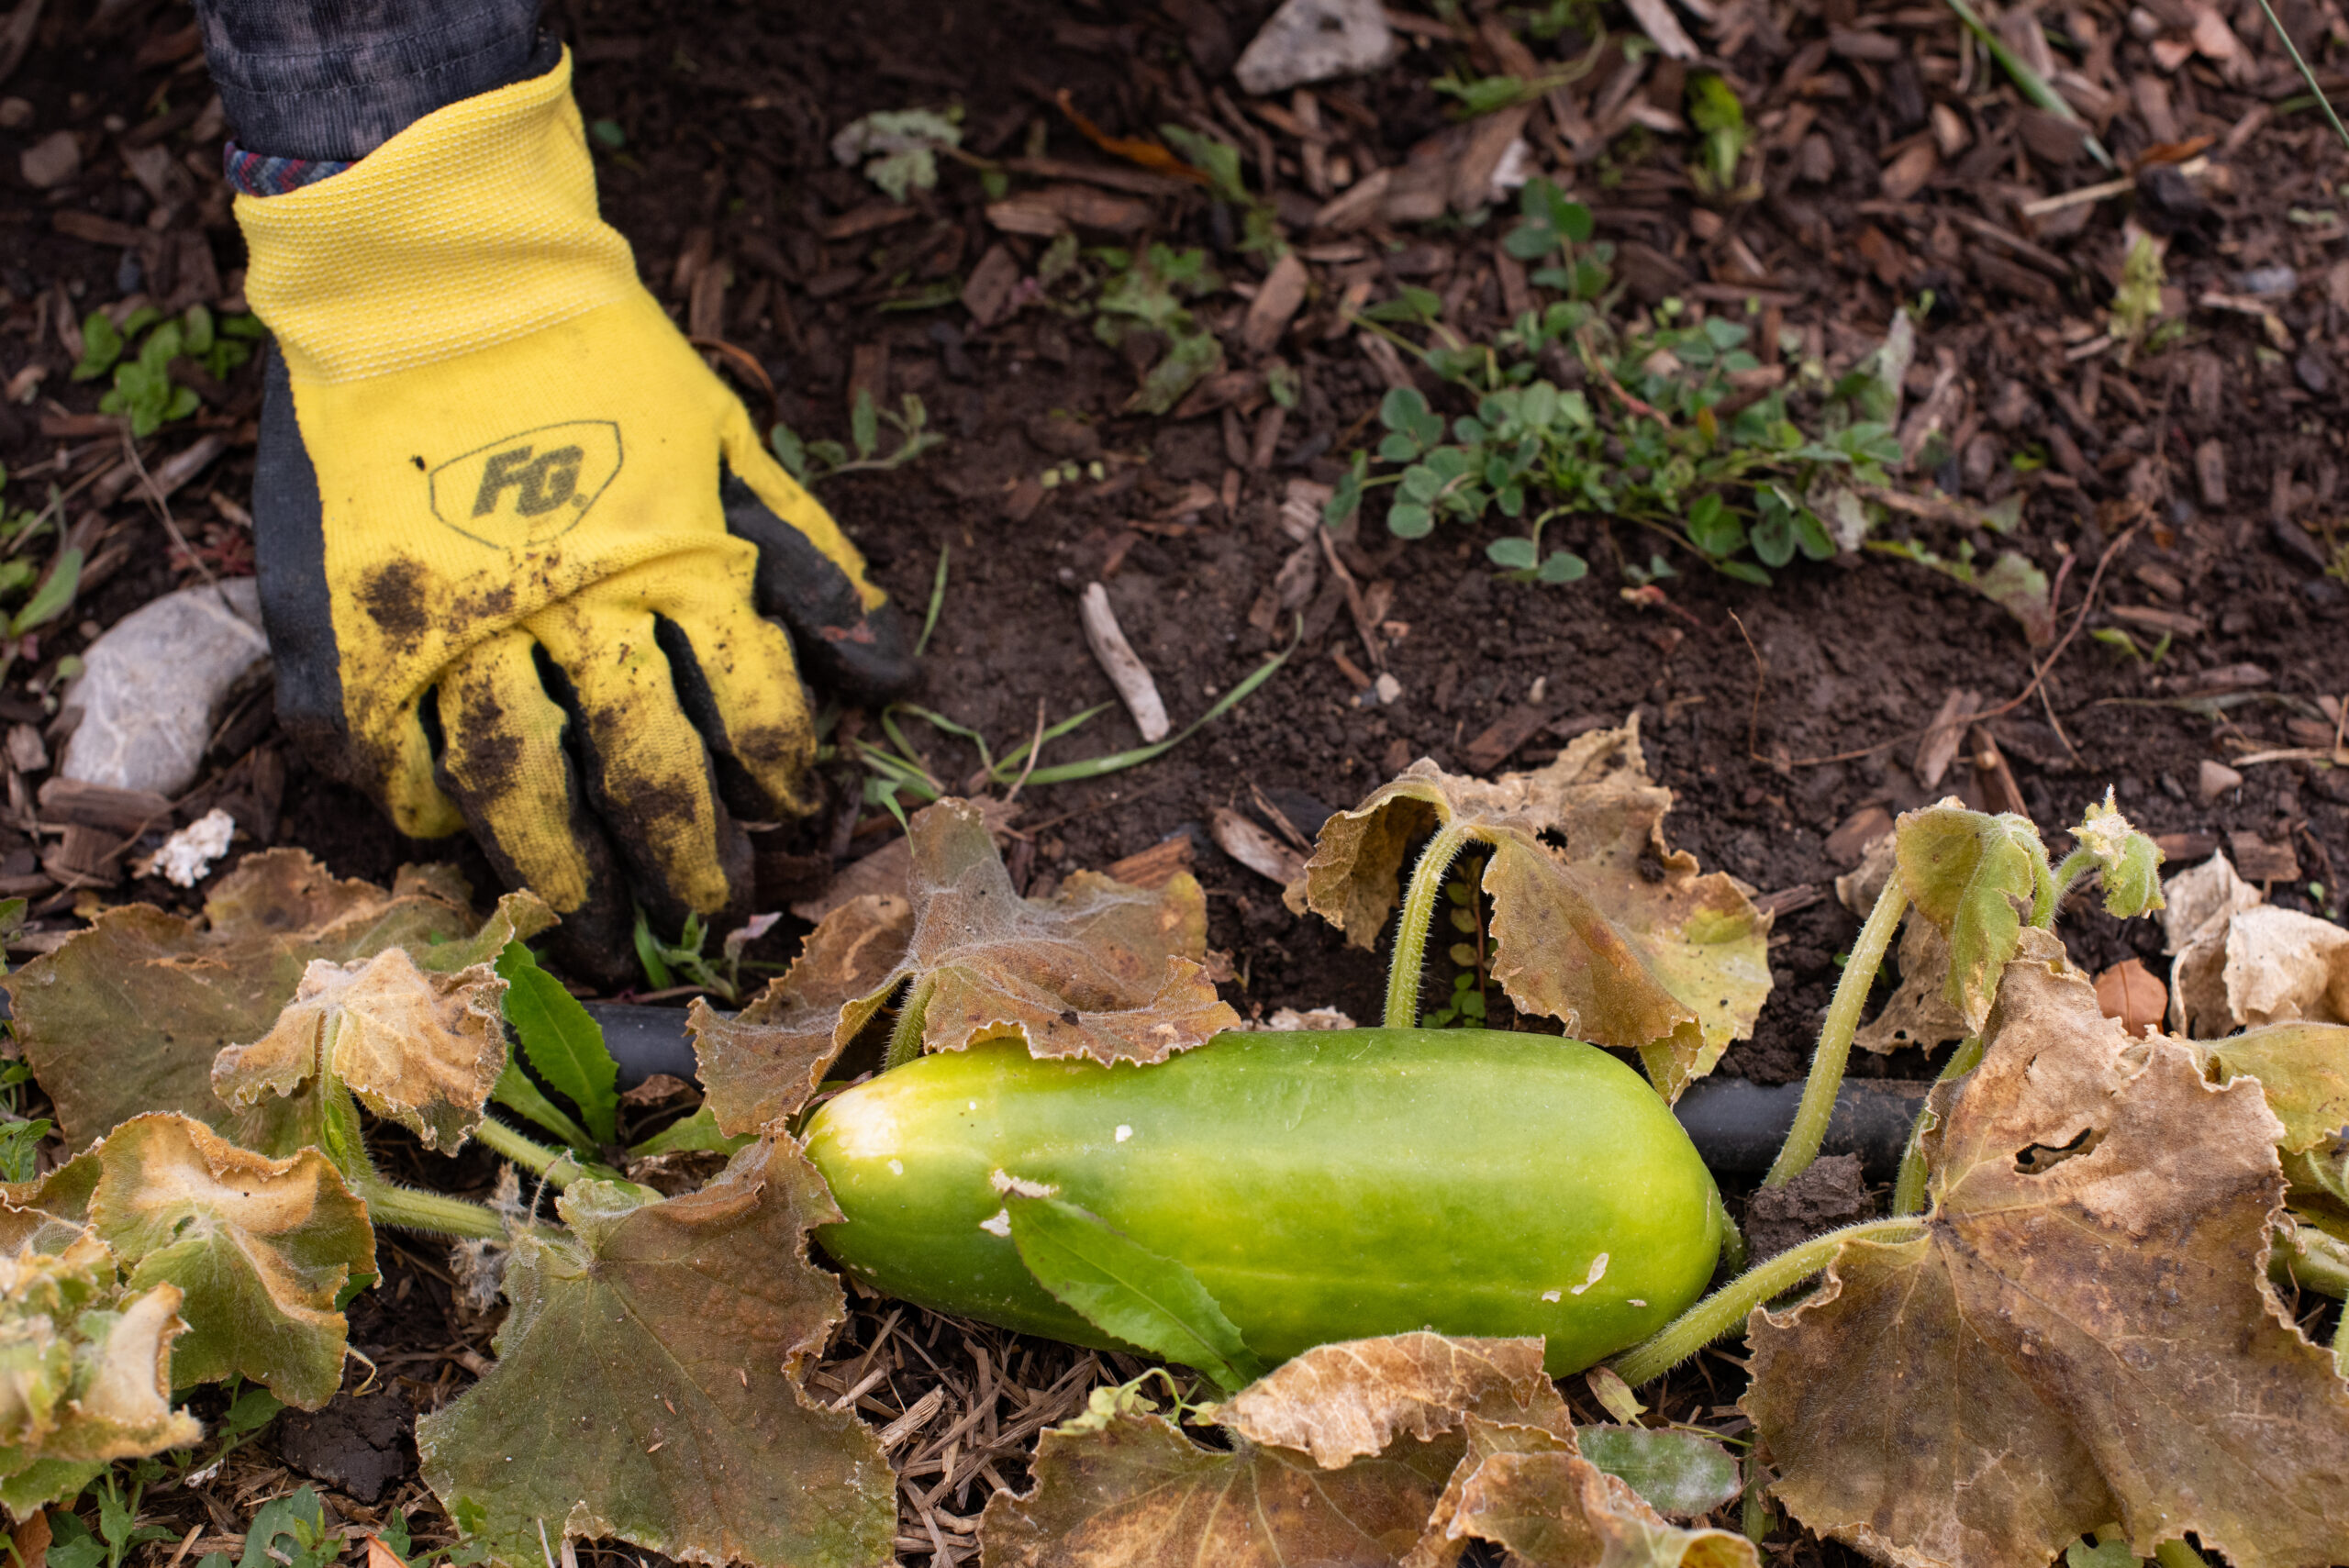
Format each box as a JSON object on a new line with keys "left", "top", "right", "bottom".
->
{"left": 428, "top": 421, "right": 623, "bottom": 549}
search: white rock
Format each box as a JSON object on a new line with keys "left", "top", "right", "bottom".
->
{"left": 19, "top": 129, "right": 79, "bottom": 190}
{"left": 61, "top": 579, "right": 269, "bottom": 796}
{"left": 137, "top": 808, "right": 237, "bottom": 888}
{"left": 1234, "top": 0, "right": 1397, "bottom": 95}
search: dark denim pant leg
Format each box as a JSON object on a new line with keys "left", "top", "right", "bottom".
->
{"left": 195, "top": 0, "right": 549, "bottom": 162}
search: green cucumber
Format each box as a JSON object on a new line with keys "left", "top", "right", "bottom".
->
{"left": 804, "top": 1028, "right": 1723, "bottom": 1375}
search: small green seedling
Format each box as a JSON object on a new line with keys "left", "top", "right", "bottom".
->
{"left": 76, "top": 306, "right": 262, "bottom": 438}
{"left": 770, "top": 390, "right": 942, "bottom": 483}
{"left": 830, "top": 107, "right": 963, "bottom": 202}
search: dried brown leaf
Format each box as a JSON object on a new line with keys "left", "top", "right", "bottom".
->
{"left": 1409, "top": 1416, "right": 1758, "bottom": 1568}
{"left": 692, "top": 894, "right": 914, "bottom": 1136}
{"left": 1, "top": 852, "right": 500, "bottom": 1148}
{"left": 1293, "top": 720, "right": 1770, "bottom": 1097}
{"left": 213, "top": 947, "right": 507, "bottom": 1152}
{"left": 1745, "top": 928, "right": 2349, "bottom": 1568}
{"left": 881, "top": 800, "right": 1236, "bottom": 1068}
{"left": 2171, "top": 904, "right": 2349, "bottom": 1038}
{"left": 1215, "top": 1333, "right": 1564, "bottom": 1468}
{"left": 978, "top": 1379, "right": 1461, "bottom": 1568}
{"left": 1854, "top": 913, "right": 1968, "bottom": 1055}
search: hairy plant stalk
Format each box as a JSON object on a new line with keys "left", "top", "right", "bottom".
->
{"left": 2273, "top": 1224, "right": 2349, "bottom": 1300}
{"left": 1713, "top": 1187, "right": 1748, "bottom": 1275}
{"left": 883, "top": 979, "right": 931, "bottom": 1071}
{"left": 1386, "top": 821, "right": 1480, "bottom": 1029}
{"left": 1764, "top": 874, "right": 1909, "bottom": 1188}
{"left": 2039, "top": 846, "right": 2099, "bottom": 926}
{"left": 1890, "top": 1036, "right": 1985, "bottom": 1216}
{"left": 352, "top": 1176, "right": 507, "bottom": 1240}
{"left": 472, "top": 1117, "right": 575, "bottom": 1188}
{"left": 1609, "top": 1216, "right": 1927, "bottom": 1386}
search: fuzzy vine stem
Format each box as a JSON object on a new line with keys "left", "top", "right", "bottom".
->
{"left": 1764, "top": 873, "right": 1909, "bottom": 1188}
{"left": 1890, "top": 1036, "right": 1986, "bottom": 1217}
{"left": 2273, "top": 1224, "right": 2349, "bottom": 1300}
{"left": 883, "top": 979, "right": 932, "bottom": 1072}
{"left": 1386, "top": 821, "right": 1481, "bottom": 1030}
{"left": 2039, "top": 845, "right": 2099, "bottom": 927}
{"left": 471, "top": 1117, "right": 575, "bottom": 1188}
{"left": 1608, "top": 1216, "right": 1928, "bottom": 1387}
{"left": 351, "top": 1176, "right": 507, "bottom": 1240}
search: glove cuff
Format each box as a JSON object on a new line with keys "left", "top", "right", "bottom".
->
{"left": 235, "top": 47, "right": 640, "bottom": 385}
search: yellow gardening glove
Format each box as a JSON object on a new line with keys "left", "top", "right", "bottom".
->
{"left": 237, "top": 50, "right": 909, "bottom": 985}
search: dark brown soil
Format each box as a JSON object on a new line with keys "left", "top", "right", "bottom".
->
{"left": 5, "top": 0, "right": 2349, "bottom": 1562}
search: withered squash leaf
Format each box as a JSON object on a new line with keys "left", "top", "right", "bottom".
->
{"left": 1292, "top": 721, "right": 1770, "bottom": 1098}
{"left": 1744, "top": 929, "right": 2349, "bottom": 1568}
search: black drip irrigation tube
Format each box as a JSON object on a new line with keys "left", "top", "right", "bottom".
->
{"left": 582, "top": 1004, "right": 1928, "bottom": 1181}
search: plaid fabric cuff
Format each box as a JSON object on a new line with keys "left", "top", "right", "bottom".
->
{"left": 222, "top": 144, "right": 353, "bottom": 196}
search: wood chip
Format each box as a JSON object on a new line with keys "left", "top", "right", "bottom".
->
{"left": 2107, "top": 604, "right": 2207, "bottom": 638}
{"left": 1913, "top": 688, "right": 1981, "bottom": 791}
{"left": 1078, "top": 583, "right": 1169, "bottom": 743}
{"left": 1621, "top": 0, "right": 1699, "bottom": 59}
{"left": 1241, "top": 251, "right": 1310, "bottom": 358}
{"left": 1825, "top": 803, "right": 1895, "bottom": 865}
{"left": 985, "top": 185, "right": 1153, "bottom": 237}
{"left": 1878, "top": 142, "right": 1938, "bottom": 201}
{"left": 1967, "top": 724, "right": 2030, "bottom": 818}
{"left": 1103, "top": 835, "right": 1195, "bottom": 890}
{"left": 1464, "top": 703, "right": 1561, "bottom": 774}
{"left": 1754, "top": 884, "right": 1825, "bottom": 918}
{"left": 961, "top": 243, "right": 1022, "bottom": 328}
{"left": 1210, "top": 807, "right": 1307, "bottom": 886}
{"left": 38, "top": 777, "right": 173, "bottom": 833}
{"left": 879, "top": 1386, "right": 947, "bottom": 1451}
{"left": 2154, "top": 831, "right": 2220, "bottom": 863}
{"left": 2228, "top": 832, "right": 2301, "bottom": 884}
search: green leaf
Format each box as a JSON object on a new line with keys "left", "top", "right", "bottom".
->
{"left": 489, "top": 1059, "right": 595, "bottom": 1153}
{"left": 417, "top": 1136, "right": 895, "bottom": 1568}
{"left": 1486, "top": 537, "right": 1540, "bottom": 571}
{"left": 1007, "top": 1193, "right": 1268, "bottom": 1394}
{"left": 2071, "top": 788, "right": 2165, "bottom": 918}
{"left": 1896, "top": 804, "right": 2046, "bottom": 1032}
{"left": 72, "top": 315, "right": 124, "bottom": 382}
{"left": 625, "top": 1103, "right": 754, "bottom": 1159}
{"left": 84, "top": 1114, "right": 374, "bottom": 1408}
{"left": 632, "top": 911, "right": 675, "bottom": 991}
{"left": 495, "top": 942, "right": 618, "bottom": 1144}
{"left": 849, "top": 389, "right": 879, "bottom": 461}
{"left": 1387, "top": 502, "right": 1433, "bottom": 539}
{"left": 237, "top": 1487, "right": 338, "bottom": 1568}
{"left": 1575, "top": 1424, "right": 1742, "bottom": 1516}
{"left": 768, "top": 422, "right": 807, "bottom": 479}
{"left": 11, "top": 548, "right": 82, "bottom": 637}
{"left": 1537, "top": 550, "right": 1588, "bottom": 584}
{"left": 1685, "top": 493, "right": 1746, "bottom": 559}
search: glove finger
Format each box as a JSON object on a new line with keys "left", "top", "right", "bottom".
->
{"left": 646, "top": 594, "right": 819, "bottom": 824}
{"left": 529, "top": 595, "right": 750, "bottom": 930}
{"left": 429, "top": 629, "right": 633, "bottom": 989}
{"left": 717, "top": 414, "right": 916, "bottom": 701}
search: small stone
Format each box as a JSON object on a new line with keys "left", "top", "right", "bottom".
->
{"left": 2234, "top": 265, "right": 2299, "bottom": 297}
{"left": 1233, "top": 0, "right": 1397, "bottom": 95}
{"left": 2294, "top": 350, "right": 2331, "bottom": 396}
{"left": 0, "top": 98, "right": 31, "bottom": 130}
{"left": 1374, "top": 672, "right": 1402, "bottom": 706}
{"left": 60, "top": 580, "right": 270, "bottom": 796}
{"left": 18, "top": 130, "right": 80, "bottom": 190}
{"left": 2197, "top": 759, "right": 2243, "bottom": 802}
